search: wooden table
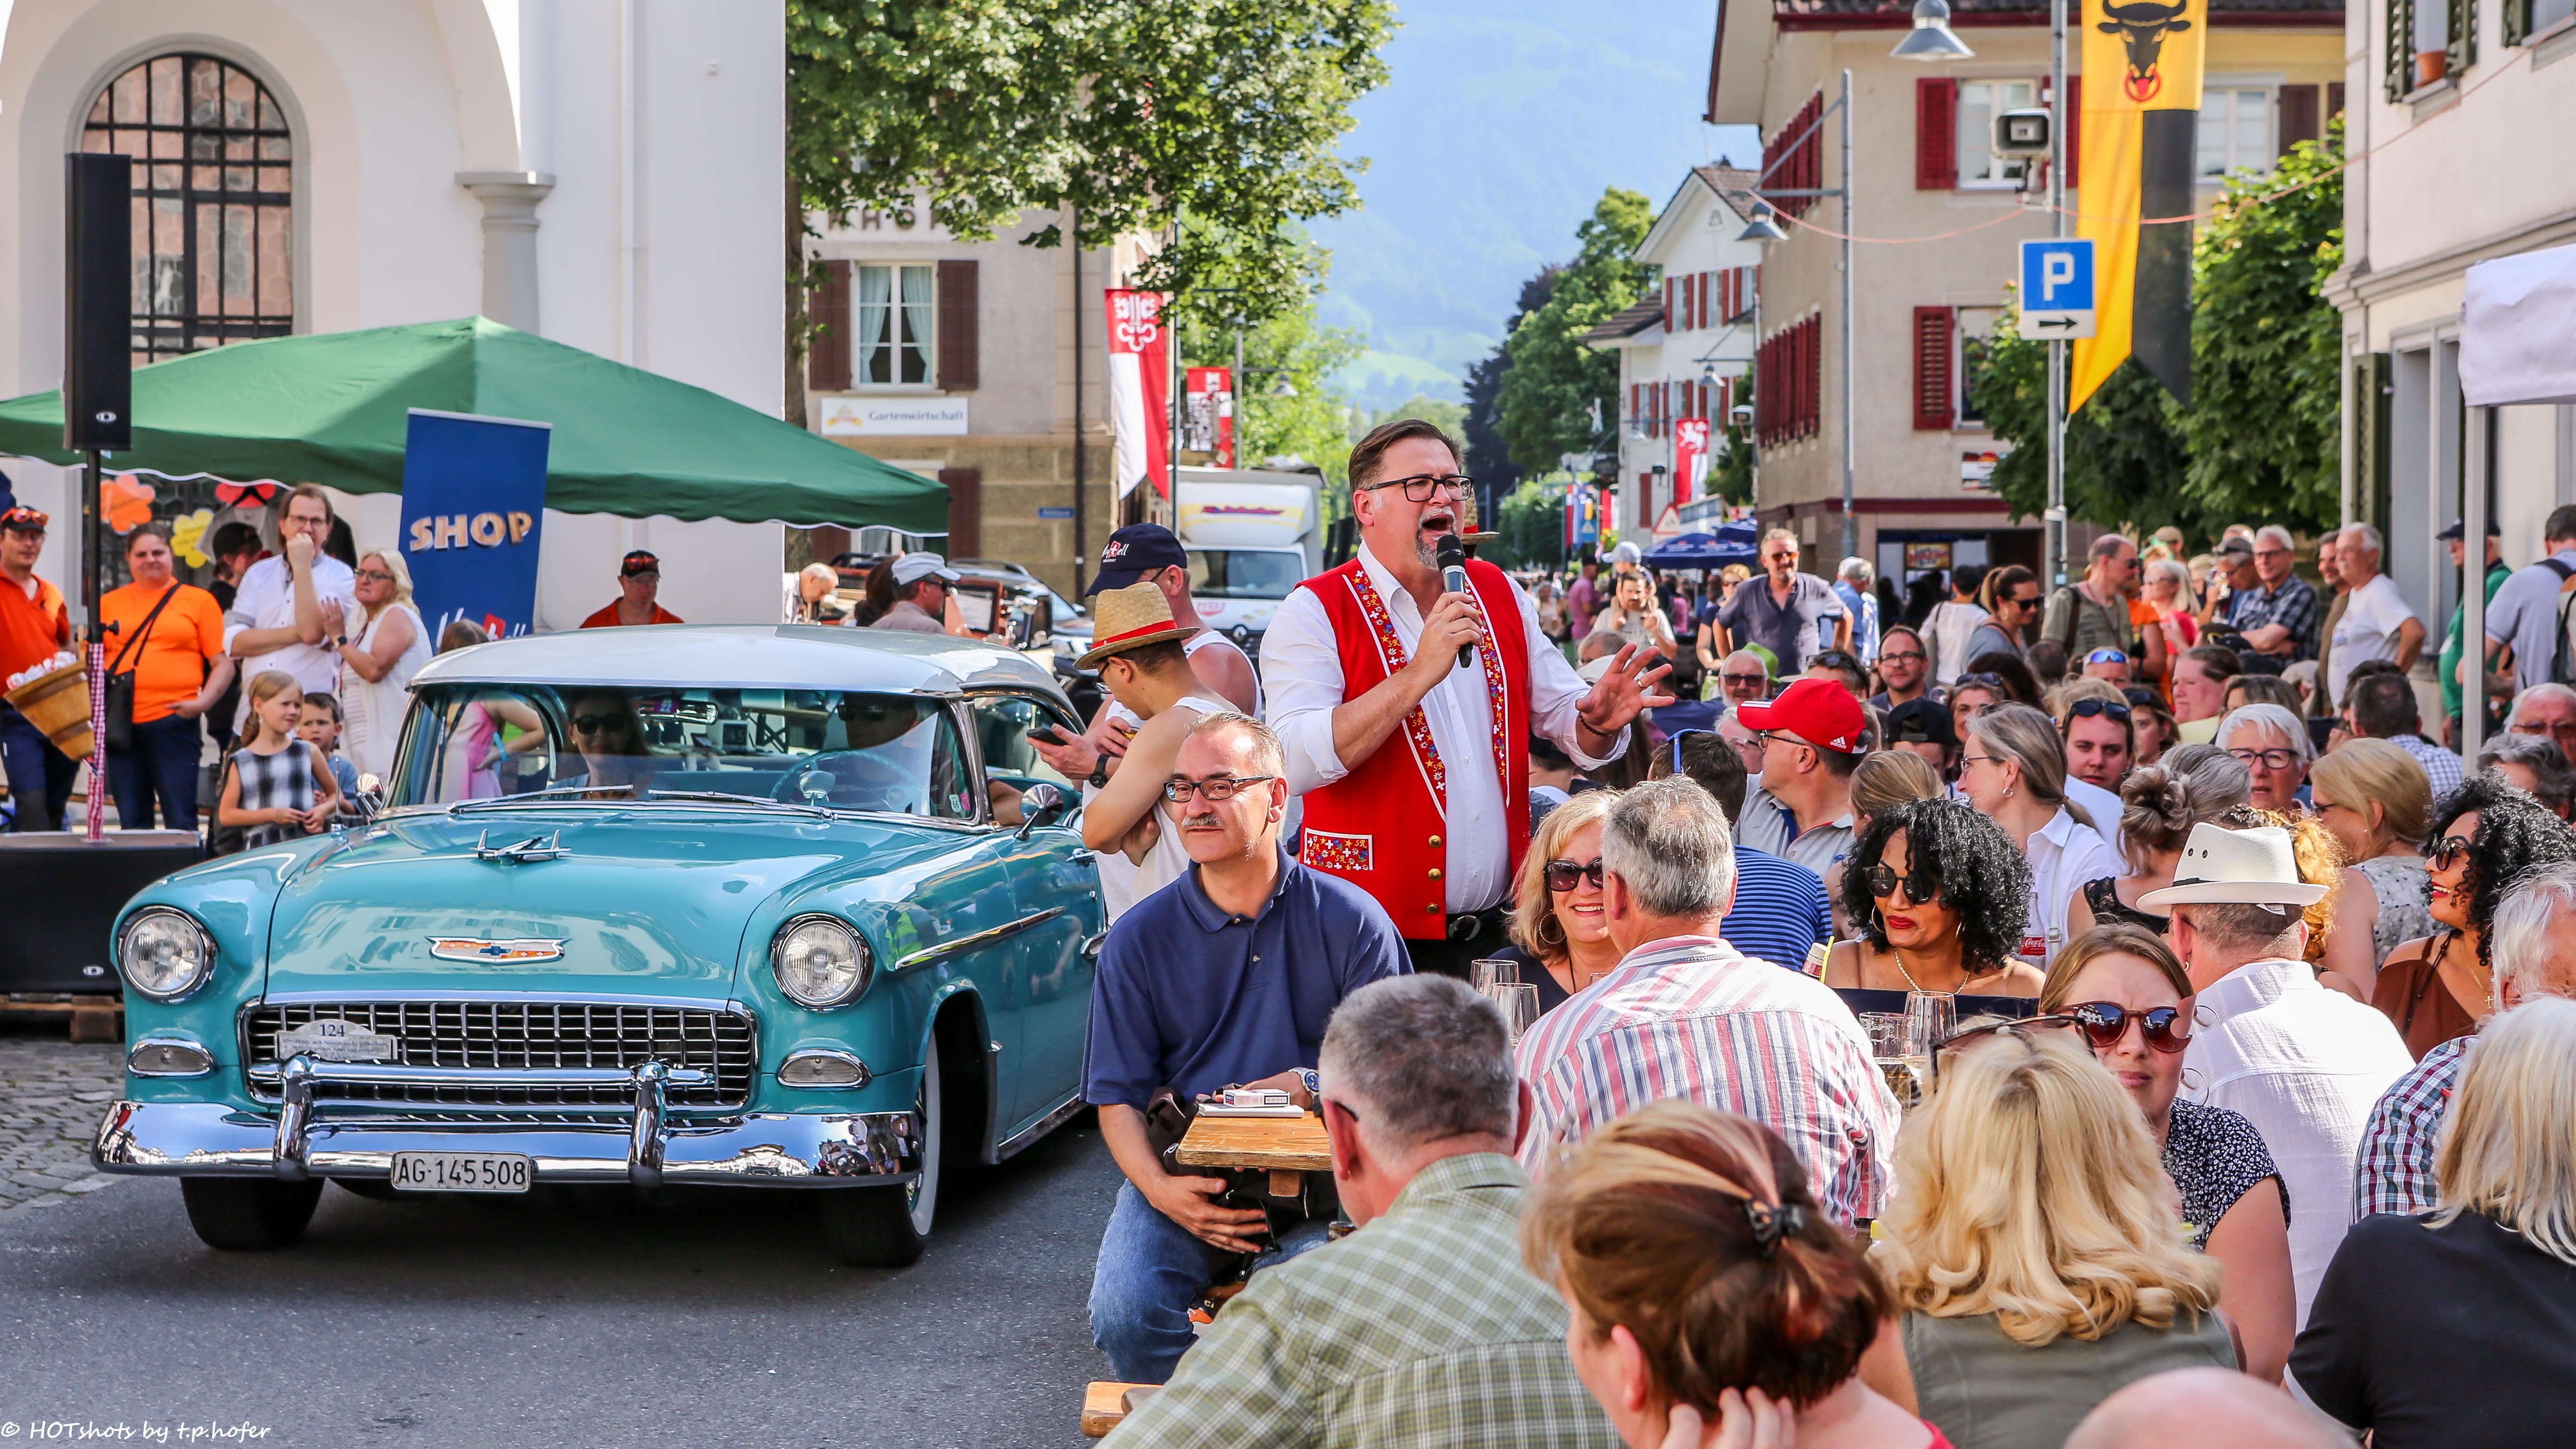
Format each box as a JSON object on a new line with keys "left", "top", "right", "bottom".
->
{"left": 1175, "top": 1111, "right": 1333, "bottom": 1197}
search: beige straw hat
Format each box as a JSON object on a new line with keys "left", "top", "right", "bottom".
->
{"left": 2136, "top": 823, "right": 2329, "bottom": 909}
{"left": 1077, "top": 581, "right": 1194, "bottom": 670}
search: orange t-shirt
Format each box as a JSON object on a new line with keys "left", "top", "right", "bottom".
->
{"left": 2129, "top": 596, "right": 2172, "bottom": 703}
{"left": 102, "top": 580, "right": 228, "bottom": 722}
{"left": 580, "top": 601, "right": 684, "bottom": 628}
{"left": 0, "top": 572, "right": 72, "bottom": 685}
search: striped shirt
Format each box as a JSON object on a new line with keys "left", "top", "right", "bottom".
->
{"left": 1722, "top": 845, "right": 1833, "bottom": 970}
{"left": 2351, "top": 1034, "right": 2467, "bottom": 1221}
{"left": 1514, "top": 934, "right": 1899, "bottom": 1224}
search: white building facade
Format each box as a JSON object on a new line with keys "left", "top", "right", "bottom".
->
{"left": 2330, "top": 0, "right": 2576, "bottom": 628}
{"left": 0, "top": 0, "right": 789, "bottom": 628}
{"left": 1588, "top": 165, "right": 1765, "bottom": 542}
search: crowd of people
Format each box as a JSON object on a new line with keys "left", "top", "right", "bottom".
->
{"left": 1071, "top": 420, "right": 2576, "bottom": 1448}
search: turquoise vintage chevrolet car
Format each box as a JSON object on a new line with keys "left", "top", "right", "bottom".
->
{"left": 93, "top": 626, "right": 1102, "bottom": 1265}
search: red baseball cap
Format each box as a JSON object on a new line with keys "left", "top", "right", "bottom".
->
{"left": 1735, "top": 676, "right": 1866, "bottom": 754}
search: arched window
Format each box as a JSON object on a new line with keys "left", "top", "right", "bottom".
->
{"left": 82, "top": 54, "right": 293, "bottom": 364}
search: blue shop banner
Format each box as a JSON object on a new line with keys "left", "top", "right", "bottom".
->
{"left": 397, "top": 409, "right": 552, "bottom": 638}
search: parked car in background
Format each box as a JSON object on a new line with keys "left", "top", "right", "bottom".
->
{"left": 95, "top": 626, "right": 1103, "bottom": 1267}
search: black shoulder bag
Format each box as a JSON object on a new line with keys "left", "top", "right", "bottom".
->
{"left": 102, "top": 586, "right": 179, "bottom": 753}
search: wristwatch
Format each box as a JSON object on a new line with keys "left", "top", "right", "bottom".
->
{"left": 1087, "top": 756, "right": 1111, "bottom": 789}
{"left": 1299, "top": 1068, "right": 1320, "bottom": 1099}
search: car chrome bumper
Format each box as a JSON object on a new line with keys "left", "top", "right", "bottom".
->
{"left": 92, "top": 1055, "right": 920, "bottom": 1189}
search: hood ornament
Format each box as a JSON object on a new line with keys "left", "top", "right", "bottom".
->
{"left": 473, "top": 830, "right": 570, "bottom": 864}
{"left": 427, "top": 936, "right": 570, "bottom": 963}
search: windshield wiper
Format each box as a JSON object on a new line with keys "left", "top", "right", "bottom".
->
{"left": 647, "top": 789, "right": 837, "bottom": 818}
{"left": 447, "top": 784, "right": 639, "bottom": 814}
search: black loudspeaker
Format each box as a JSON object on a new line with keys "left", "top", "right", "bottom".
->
{"left": 64, "top": 151, "right": 133, "bottom": 453}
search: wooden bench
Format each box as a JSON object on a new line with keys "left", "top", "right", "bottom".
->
{"left": 1082, "top": 1381, "right": 1159, "bottom": 1437}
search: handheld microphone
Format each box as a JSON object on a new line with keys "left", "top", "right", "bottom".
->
{"left": 1434, "top": 533, "right": 1476, "bottom": 669}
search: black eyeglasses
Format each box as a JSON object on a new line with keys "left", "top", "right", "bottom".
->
{"left": 1864, "top": 862, "right": 1940, "bottom": 904}
{"left": 2065, "top": 1001, "right": 2190, "bottom": 1053}
{"left": 2226, "top": 747, "right": 2303, "bottom": 771}
{"left": 1160, "top": 775, "right": 1276, "bottom": 803}
{"left": 2423, "top": 833, "right": 2474, "bottom": 872}
{"left": 1362, "top": 473, "right": 1473, "bottom": 502}
{"left": 1545, "top": 857, "right": 1607, "bottom": 892}
{"left": 1878, "top": 647, "right": 1926, "bottom": 664}
{"left": 2066, "top": 699, "right": 2132, "bottom": 722}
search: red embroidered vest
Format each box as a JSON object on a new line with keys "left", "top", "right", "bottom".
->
{"left": 1295, "top": 557, "right": 1533, "bottom": 940}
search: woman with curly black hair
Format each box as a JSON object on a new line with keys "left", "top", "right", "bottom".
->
{"left": 2372, "top": 772, "right": 2576, "bottom": 1059}
{"left": 1824, "top": 797, "right": 2042, "bottom": 996}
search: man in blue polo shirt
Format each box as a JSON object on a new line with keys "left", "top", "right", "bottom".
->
{"left": 1086, "top": 710, "right": 1409, "bottom": 1383}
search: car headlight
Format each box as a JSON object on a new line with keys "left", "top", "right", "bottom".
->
{"left": 119, "top": 908, "right": 216, "bottom": 1002}
{"left": 771, "top": 915, "right": 871, "bottom": 1009}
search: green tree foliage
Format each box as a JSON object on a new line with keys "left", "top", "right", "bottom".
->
{"left": 1490, "top": 477, "right": 1572, "bottom": 572}
{"left": 1495, "top": 189, "right": 1656, "bottom": 475}
{"left": 1180, "top": 297, "right": 1364, "bottom": 484}
{"left": 1462, "top": 269, "right": 1561, "bottom": 495}
{"left": 1352, "top": 394, "right": 1469, "bottom": 444}
{"left": 1712, "top": 375, "right": 1753, "bottom": 506}
{"left": 786, "top": 0, "right": 1392, "bottom": 327}
{"left": 2175, "top": 127, "right": 2344, "bottom": 534}
{"left": 1977, "top": 308, "right": 2199, "bottom": 536}
{"left": 1969, "top": 128, "right": 2346, "bottom": 541}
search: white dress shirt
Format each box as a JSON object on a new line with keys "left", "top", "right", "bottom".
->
{"left": 2179, "top": 955, "right": 2412, "bottom": 1327}
{"left": 2017, "top": 806, "right": 2122, "bottom": 967}
{"left": 2062, "top": 775, "right": 2127, "bottom": 861}
{"left": 222, "top": 553, "right": 361, "bottom": 731}
{"left": 1262, "top": 543, "right": 1622, "bottom": 913}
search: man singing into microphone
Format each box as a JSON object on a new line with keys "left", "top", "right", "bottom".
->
{"left": 1261, "top": 419, "right": 1673, "bottom": 978}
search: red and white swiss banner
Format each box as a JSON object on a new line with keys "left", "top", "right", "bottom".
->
{"left": 1673, "top": 417, "right": 1710, "bottom": 507}
{"left": 1106, "top": 289, "right": 1172, "bottom": 499}
{"left": 1184, "top": 366, "right": 1235, "bottom": 469}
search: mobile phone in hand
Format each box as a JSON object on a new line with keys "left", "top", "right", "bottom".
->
{"left": 1027, "top": 725, "right": 1071, "bottom": 746}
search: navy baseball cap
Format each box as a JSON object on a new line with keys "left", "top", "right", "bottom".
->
{"left": 1085, "top": 524, "right": 1189, "bottom": 596}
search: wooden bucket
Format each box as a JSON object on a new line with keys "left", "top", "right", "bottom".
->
{"left": 4, "top": 660, "right": 95, "bottom": 761}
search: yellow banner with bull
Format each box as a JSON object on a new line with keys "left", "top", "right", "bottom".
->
{"left": 2070, "top": 0, "right": 2207, "bottom": 413}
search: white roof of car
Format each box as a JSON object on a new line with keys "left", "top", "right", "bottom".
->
{"left": 411, "top": 624, "right": 1066, "bottom": 699}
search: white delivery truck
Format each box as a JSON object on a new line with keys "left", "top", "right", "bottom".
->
{"left": 1172, "top": 465, "right": 1325, "bottom": 659}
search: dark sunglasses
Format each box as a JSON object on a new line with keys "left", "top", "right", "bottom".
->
{"left": 1810, "top": 650, "right": 1860, "bottom": 670}
{"left": 1864, "top": 862, "right": 1940, "bottom": 904}
{"left": 2424, "top": 833, "right": 2474, "bottom": 871}
{"left": 2085, "top": 648, "right": 2129, "bottom": 665}
{"left": 571, "top": 713, "right": 621, "bottom": 733}
{"left": 1955, "top": 672, "right": 2009, "bottom": 694}
{"left": 1545, "top": 857, "right": 1607, "bottom": 892}
{"left": 1721, "top": 671, "right": 1771, "bottom": 689}
{"left": 2066, "top": 1001, "right": 2190, "bottom": 1053}
{"left": 2066, "top": 699, "right": 2132, "bottom": 722}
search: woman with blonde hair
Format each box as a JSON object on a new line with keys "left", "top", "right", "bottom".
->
{"left": 1958, "top": 703, "right": 2122, "bottom": 969}
{"left": 1527, "top": 1102, "right": 1941, "bottom": 1449}
{"left": 2040, "top": 925, "right": 2296, "bottom": 1384}
{"left": 2065, "top": 744, "right": 2252, "bottom": 938}
{"left": 2292, "top": 996, "right": 2576, "bottom": 1444}
{"left": 2308, "top": 738, "right": 2436, "bottom": 994}
{"left": 1489, "top": 790, "right": 1622, "bottom": 1015}
{"left": 1861, "top": 1025, "right": 2233, "bottom": 1449}
{"left": 326, "top": 548, "right": 429, "bottom": 780}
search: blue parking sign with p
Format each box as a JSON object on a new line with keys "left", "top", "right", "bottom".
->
{"left": 2018, "top": 238, "right": 2097, "bottom": 339}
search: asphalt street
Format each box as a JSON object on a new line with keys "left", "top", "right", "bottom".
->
{"left": 0, "top": 1082, "right": 1124, "bottom": 1449}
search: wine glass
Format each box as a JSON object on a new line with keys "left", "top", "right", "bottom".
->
{"left": 1905, "top": 991, "right": 1956, "bottom": 1098}
{"left": 1493, "top": 983, "right": 1541, "bottom": 1046}
{"left": 1471, "top": 957, "right": 1521, "bottom": 995}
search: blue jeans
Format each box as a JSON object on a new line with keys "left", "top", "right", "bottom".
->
{"left": 1088, "top": 1180, "right": 1334, "bottom": 1383}
{"left": 0, "top": 709, "right": 77, "bottom": 832}
{"left": 107, "top": 711, "right": 205, "bottom": 832}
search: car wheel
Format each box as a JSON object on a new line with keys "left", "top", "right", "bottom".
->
{"left": 179, "top": 1177, "right": 325, "bottom": 1251}
{"left": 817, "top": 1035, "right": 942, "bottom": 1268}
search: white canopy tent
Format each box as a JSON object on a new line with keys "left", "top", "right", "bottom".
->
{"left": 2454, "top": 241, "right": 2576, "bottom": 757}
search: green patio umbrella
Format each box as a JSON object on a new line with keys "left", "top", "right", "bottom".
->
{"left": 0, "top": 316, "right": 946, "bottom": 534}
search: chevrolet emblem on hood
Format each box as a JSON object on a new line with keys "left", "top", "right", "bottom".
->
{"left": 427, "top": 936, "right": 569, "bottom": 963}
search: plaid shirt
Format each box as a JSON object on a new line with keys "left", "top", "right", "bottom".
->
{"left": 2223, "top": 574, "right": 2322, "bottom": 662}
{"left": 1106, "top": 1154, "right": 1618, "bottom": 1449}
{"left": 2351, "top": 1035, "right": 2467, "bottom": 1220}
{"left": 1513, "top": 935, "right": 1899, "bottom": 1224}
{"left": 2388, "top": 733, "right": 2466, "bottom": 799}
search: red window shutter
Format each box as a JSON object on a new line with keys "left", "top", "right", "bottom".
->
{"left": 2064, "top": 77, "right": 2081, "bottom": 190}
{"left": 935, "top": 259, "right": 979, "bottom": 390}
{"left": 2277, "top": 84, "right": 2320, "bottom": 155}
{"left": 940, "top": 466, "right": 983, "bottom": 556}
{"left": 1664, "top": 278, "right": 1675, "bottom": 332}
{"left": 1913, "top": 307, "right": 1956, "bottom": 430}
{"left": 1698, "top": 272, "right": 1713, "bottom": 329}
{"left": 807, "top": 260, "right": 851, "bottom": 394}
{"left": 2327, "top": 82, "right": 2345, "bottom": 120}
{"left": 1917, "top": 78, "right": 1959, "bottom": 191}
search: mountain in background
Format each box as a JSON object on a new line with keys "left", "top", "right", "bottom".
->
{"left": 1315, "top": 0, "right": 1759, "bottom": 411}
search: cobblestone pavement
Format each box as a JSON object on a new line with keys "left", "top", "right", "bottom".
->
{"left": 0, "top": 1024, "right": 126, "bottom": 1213}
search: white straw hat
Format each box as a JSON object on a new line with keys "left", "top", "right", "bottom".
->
{"left": 2136, "top": 823, "right": 2328, "bottom": 909}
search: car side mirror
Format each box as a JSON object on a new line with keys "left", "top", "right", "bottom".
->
{"left": 1016, "top": 782, "right": 1068, "bottom": 840}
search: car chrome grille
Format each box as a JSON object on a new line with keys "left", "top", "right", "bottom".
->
{"left": 243, "top": 1001, "right": 754, "bottom": 1109}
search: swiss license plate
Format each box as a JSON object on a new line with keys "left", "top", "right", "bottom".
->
{"left": 389, "top": 1151, "right": 534, "bottom": 1194}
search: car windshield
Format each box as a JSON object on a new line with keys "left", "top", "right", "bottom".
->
{"left": 1188, "top": 549, "right": 1304, "bottom": 600}
{"left": 390, "top": 684, "right": 974, "bottom": 818}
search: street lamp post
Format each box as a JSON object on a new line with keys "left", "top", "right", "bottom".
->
{"left": 2046, "top": 0, "right": 2070, "bottom": 590}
